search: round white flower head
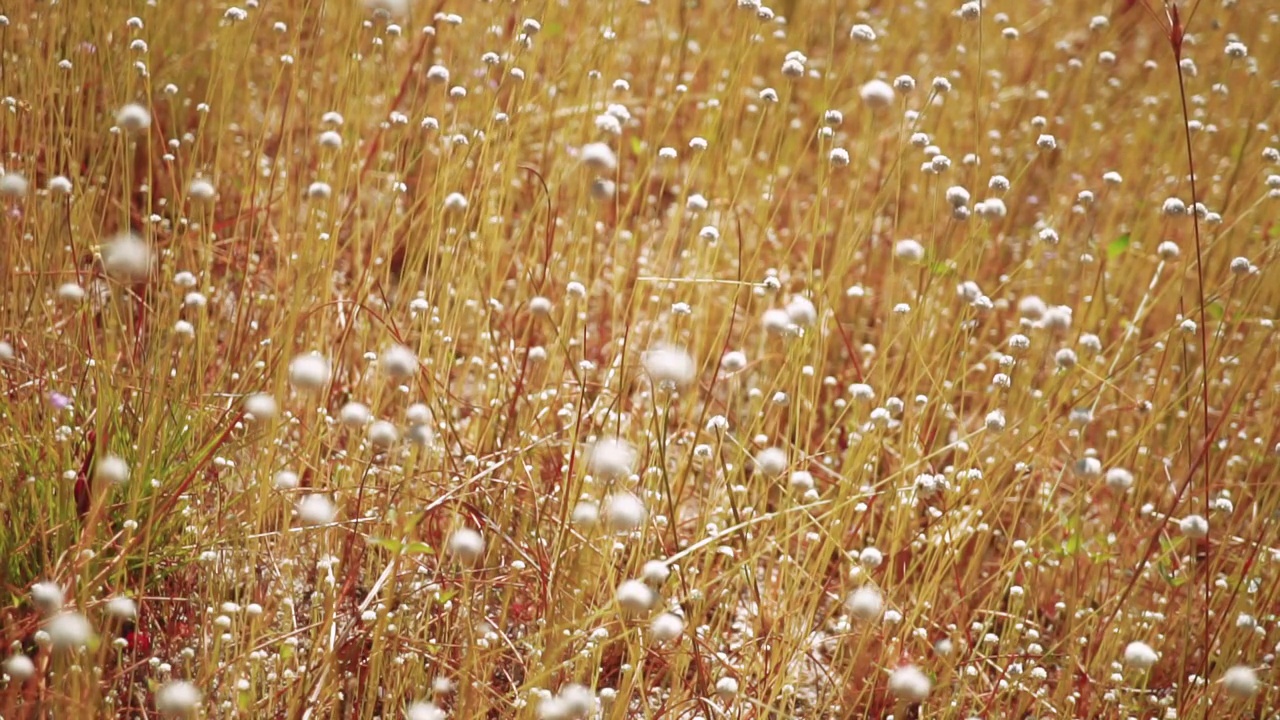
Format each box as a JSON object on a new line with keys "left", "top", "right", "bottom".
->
{"left": 616, "top": 579, "right": 656, "bottom": 613}
{"left": 443, "top": 192, "right": 468, "bottom": 212}
{"left": 845, "top": 586, "right": 884, "bottom": 621}
{"left": 105, "top": 596, "right": 138, "bottom": 621}
{"left": 720, "top": 350, "right": 748, "bottom": 373}
{"left": 888, "top": 664, "right": 931, "bottom": 702}
{"left": 849, "top": 23, "right": 877, "bottom": 43}
{"left": 297, "top": 494, "right": 337, "bottom": 526}
{"left": 642, "top": 344, "right": 696, "bottom": 388}
{"left": 405, "top": 701, "right": 446, "bottom": 720}
{"left": 859, "top": 546, "right": 884, "bottom": 568}
{"left": 115, "top": 103, "right": 151, "bottom": 132}
{"left": 650, "top": 612, "right": 685, "bottom": 642}
{"left": 288, "top": 353, "right": 331, "bottom": 391}
{"left": 339, "top": 401, "right": 371, "bottom": 428}
{"left": 95, "top": 455, "right": 131, "bottom": 485}
{"left": 1105, "top": 467, "right": 1134, "bottom": 492}
{"left": 895, "top": 239, "right": 925, "bottom": 263}
{"left": 48, "top": 175, "right": 73, "bottom": 195}
{"left": 102, "top": 233, "right": 153, "bottom": 282}
{"left": 448, "top": 527, "right": 485, "bottom": 565}
{"left": 715, "top": 676, "right": 739, "bottom": 700}
{"left": 380, "top": 344, "right": 419, "bottom": 379}
{"left": 571, "top": 501, "right": 599, "bottom": 528}
{"left": 580, "top": 142, "right": 618, "bottom": 172}
{"left": 754, "top": 446, "right": 788, "bottom": 477}
{"left": 367, "top": 420, "right": 400, "bottom": 448}
{"left": 0, "top": 172, "right": 29, "bottom": 198}
{"left": 641, "top": 559, "right": 670, "bottom": 585}
{"left": 188, "top": 178, "right": 216, "bottom": 202}
{"left": 1123, "top": 640, "right": 1158, "bottom": 671}
{"left": 46, "top": 611, "right": 93, "bottom": 650}
{"left": 785, "top": 296, "right": 818, "bottom": 327}
{"left": 31, "top": 581, "right": 64, "bottom": 614}
{"left": 859, "top": 79, "right": 895, "bottom": 109}
{"left": 155, "top": 680, "right": 202, "bottom": 717}
{"left": 1222, "top": 665, "right": 1259, "bottom": 698}
{"left": 3, "top": 654, "right": 36, "bottom": 681}
{"left": 603, "top": 491, "right": 647, "bottom": 534}
{"left": 244, "top": 393, "right": 278, "bottom": 422}
{"left": 588, "top": 438, "right": 637, "bottom": 479}
{"left": 1179, "top": 514, "right": 1208, "bottom": 538}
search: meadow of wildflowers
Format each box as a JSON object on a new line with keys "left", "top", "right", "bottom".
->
{"left": 1, "top": 0, "right": 1279, "bottom": 717}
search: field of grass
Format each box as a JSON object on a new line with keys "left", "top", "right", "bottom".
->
{"left": 1, "top": 0, "right": 1279, "bottom": 717}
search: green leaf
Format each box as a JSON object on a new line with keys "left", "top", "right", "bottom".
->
{"left": 404, "top": 541, "right": 435, "bottom": 555}
{"left": 929, "top": 260, "right": 954, "bottom": 277}
{"left": 367, "top": 537, "right": 404, "bottom": 553}
{"left": 1106, "top": 233, "right": 1130, "bottom": 259}
{"left": 629, "top": 136, "right": 644, "bottom": 156}
{"left": 1206, "top": 302, "right": 1225, "bottom": 320}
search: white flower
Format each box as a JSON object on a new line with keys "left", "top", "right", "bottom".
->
{"left": 244, "top": 393, "right": 278, "bottom": 422}
{"left": 3, "top": 654, "right": 35, "bottom": 681}
{"left": 288, "top": 353, "right": 331, "bottom": 390}
{"left": 580, "top": 142, "right": 617, "bottom": 172}
{"left": 102, "top": 233, "right": 153, "bottom": 282}
{"left": 1222, "top": 665, "right": 1259, "bottom": 698}
{"left": 367, "top": 420, "right": 400, "bottom": 448}
{"left": 443, "top": 192, "right": 468, "bottom": 212}
{"left": 603, "top": 491, "right": 647, "bottom": 533}
{"left": 31, "top": 582, "right": 64, "bottom": 614}
{"left": 859, "top": 79, "right": 895, "bottom": 109}
{"left": 642, "top": 344, "right": 696, "bottom": 387}
{"left": 588, "top": 438, "right": 637, "bottom": 479}
{"left": 115, "top": 103, "right": 151, "bottom": 132}
{"left": 616, "top": 579, "right": 656, "bottom": 613}
{"left": 715, "top": 676, "right": 739, "bottom": 700}
{"left": 95, "top": 455, "right": 131, "bottom": 485}
{"left": 273, "top": 470, "right": 300, "bottom": 490}
{"left": 754, "top": 447, "right": 788, "bottom": 476}
{"left": 1179, "top": 514, "right": 1208, "bottom": 538}
{"left": 0, "top": 173, "right": 29, "bottom": 197}
{"left": 1123, "top": 641, "right": 1158, "bottom": 671}
{"left": 888, "top": 664, "right": 931, "bottom": 702}
{"left": 297, "top": 494, "right": 337, "bottom": 526}
{"left": 339, "top": 401, "right": 371, "bottom": 428}
{"left": 188, "top": 178, "right": 216, "bottom": 202}
{"left": 849, "top": 23, "right": 877, "bottom": 43}
{"left": 405, "top": 701, "right": 446, "bottom": 720}
{"left": 46, "top": 611, "right": 93, "bottom": 650}
{"left": 650, "top": 612, "right": 685, "bottom": 642}
{"left": 894, "top": 239, "right": 925, "bottom": 262}
{"left": 1105, "top": 468, "right": 1134, "bottom": 492}
{"left": 845, "top": 586, "right": 883, "bottom": 621}
{"left": 155, "top": 680, "right": 202, "bottom": 717}
{"left": 448, "top": 527, "right": 485, "bottom": 565}
{"left": 105, "top": 596, "right": 138, "bottom": 620}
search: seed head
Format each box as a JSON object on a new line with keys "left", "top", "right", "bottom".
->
{"left": 895, "top": 239, "right": 925, "bottom": 263}
{"left": 1105, "top": 467, "right": 1134, "bottom": 492}
{"left": 754, "top": 447, "right": 788, "bottom": 476}
{"left": 297, "top": 494, "right": 337, "bottom": 526}
{"left": 115, "top": 103, "right": 151, "bottom": 132}
{"left": 642, "top": 343, "right": 696, "bottom": 388}
{"left": 845, "top": 586, "right": 884, "bottom": 621}
{"left": 859, "top": 79, "right": 895, "bottom": 109}
{"left": 650, "top": 612, "right": 685, "bottom": 642}
{"left": 589, "top": 438, "right": 637, "bottom": 479}
{"left": 405, "top": 701, "right": 447, "bottom": 720}
{"left": 0, "top": 172, "right": 29, "bottom": 198}
{"left": 448, "top": 527, "right": 485, "bottom": 565}
{"left": 106, "top": 596, "right": 138, "bottom": 621}
{"left": 102, "top": 233, "right": 153, "bottom": 282}
{"left": 31, "top": 582, "right": 64, "bottom": 614}
{"left": 380, "top": 344, "right": 419, "bottom": 379}
{"left": 95, "top": 455, "right": 131, "bottom": 485}
{"left": 1123, "top": 641, "right": 1158, "bottom": 671}
{"left": 367, "top": 420, "right": 400, "bottom": 448}
{"left": 603, "top": 491, "right": 647, "bottom": 533}
{"left": 244, "top": 393, "right": 278, "bottom": 422}
{"left": 580, "top": 142, "right": 617, "bottom": 172}
{"left": 3, "top": 654, "right": 35, "bottom": 681}
{"left": 849, "top": 24, "right": 877, "bottom": 43}
{"left": 288, "top": 353, "right": 331, "bottom": 390}
{"left": 616, "top": 578, "right": 656, "bottom": 613}
{"left": 1222, "top": 665, "right": 1259, "bottom": 698}
{"left": 888, "top": 664, "right": 932, "bottom": 703}
{"left": 46, "top": 611, "right": 93, "bottom": 650}
{"left": 155, "top": 680, "right": 202, "bottom": 717}
{"left": 1179, "top": 514, "right": 1208, "bottom": 538}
